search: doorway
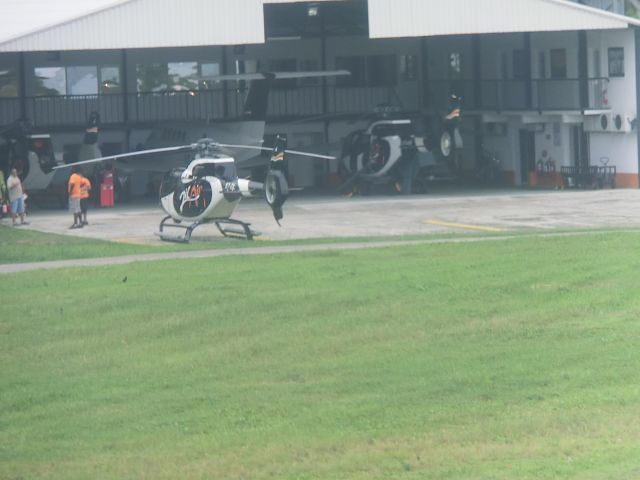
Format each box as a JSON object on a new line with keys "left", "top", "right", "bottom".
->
{"left": 519, "top": 129, "right": 536, "bottom": 184}
{"left": 570, "top": 125, "right": 589, "bottom": 168}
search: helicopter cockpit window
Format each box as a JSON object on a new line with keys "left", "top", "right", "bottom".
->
{"left": 197, "top": 162, "right": 237, "bottom": 180}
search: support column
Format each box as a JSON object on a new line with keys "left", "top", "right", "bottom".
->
{"left": 524, "top": 32, "right": 533, "bottom": 110}
{"left": 121, "top": 49, "right": 129, "bottom": 124}
{"left": 420, "top": 37, "right": 430, "bottom": 109}
{"left": 321, "top": 14, "right": 329, "bottom": 143}
{"left": 635, "top": 28, "right": 640, "bottom": 187}
{"left": 578, "top": 31, "right": 589, "bottom": 112}
{"left": 120, "top": 49, "right": 130, "bottom": 150}
{"left": 222, "top": 46, "right": 229, "bottom": 119}
{"left": 472, "top": 35, "right": 483, "bottom": 170}
{"left": 18, "top": 53, "right": 26, "bottom": 120}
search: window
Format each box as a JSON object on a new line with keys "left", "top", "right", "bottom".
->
{"left": 268, "top": 58, "right": 297, "bottom": 89}
{"left": 199, "top": 62, "right": 220, "bottom": 89}
{"left": 550, "top": 49, "right": 567, "bottom": 79}
{"left": 400, "top": 54, "right": 417, "bottom": 81}
{"left": 538, "top": 51, "right": 547, "bottom": 79}
{"left": 0, "top": 68, "right": 18, "bottom": 97}
{"left": 513, "top": 50, "right": 526, "bottom": 80}
{"left": 136, "top": 63, "right": 168, "bottom": 92}
{"left": 100, "top": 66, "right": 121, "bottom": 94}
{"left": 168, "top": 62, "right": 198, "bottom": 91}
{"left": 299, "top": 59, "right": 319, "bottom": 86}
{"left": 368, "top": 55, "right": 396, "bottom": 86}
{"left": 500, "top": 52, "right": 509, "bottom": 80}
{"left": 67, "top": 66, "right": 98, "bottom": 95}
{"left": 448, "top": 52, "right": 462, "bottom": 79}
{"left": 608, "top": 47, "right": 624, "bottom": 77}
{"left": 336, "top": 56, "right": 366, "bottom": 86}
{"left": 34, "top": 67, "right": 66, "bottom": 96}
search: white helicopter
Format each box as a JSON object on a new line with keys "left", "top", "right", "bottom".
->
{"left": 53, "top": 135, "right": 335, "bottom": 242}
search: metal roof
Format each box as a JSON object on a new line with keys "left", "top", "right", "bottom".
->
{"left": 368, "top": 0, "right": 640, "bottom": 38}
{"left": 2, "top": 0, "right": 640, "bottom": 52}
{"left": 0, "top": 0, "right": 129, "bottom": 45}
{"left": 0, "top": 0, "right": 265, "bottom": 52}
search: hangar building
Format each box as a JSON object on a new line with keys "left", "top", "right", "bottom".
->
{"left": 1, "top": 0, "right": 640, "bottom": 192}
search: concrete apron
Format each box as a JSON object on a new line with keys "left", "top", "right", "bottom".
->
{"left": 10, "top": 189, "right": 640, "bottom": 245}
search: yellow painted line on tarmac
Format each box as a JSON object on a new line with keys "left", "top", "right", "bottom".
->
{"left": 424, "top": 219, "right": 504, "bottom": 233}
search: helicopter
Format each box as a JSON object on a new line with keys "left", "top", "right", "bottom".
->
{"left": 53, "top": 135, "right": 335, "bottom": 242}
{"left": 0, "top": 117, "right": 59, "bottom": 192}
{"left": 337, "top": 95, "right": 463, "bottom": 195}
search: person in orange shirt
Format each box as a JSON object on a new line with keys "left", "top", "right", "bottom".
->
{"left": 68, "top": 167, "right": 84, "bottom": 229}
{"left": 79, "top": 172, "right": 92, "bottom": 226}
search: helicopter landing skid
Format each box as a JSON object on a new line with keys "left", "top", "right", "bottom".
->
{"left": 156, "top": 215, "right": 201, "bottom": 243}
{"left": 214, "top": 218, "right": 260, "bottom": 241}
{"left": 156, "top": 216, "right": 259, "bottom": 243}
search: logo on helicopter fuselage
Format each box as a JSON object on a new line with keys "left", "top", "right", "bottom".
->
{"left": 174, "top": 179, "right": 212, "bottom": 217}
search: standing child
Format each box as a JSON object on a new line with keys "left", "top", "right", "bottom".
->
{"left": 68, "top": 167, "right": 84, "bottom": 229}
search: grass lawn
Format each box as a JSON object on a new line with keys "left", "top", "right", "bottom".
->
{"left": 2, "top": 231, "right": 640, "bottom": 479}
{"left": 0, "top": 224, "right": 468, "bottom": 264}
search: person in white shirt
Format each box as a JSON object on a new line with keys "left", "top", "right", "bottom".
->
{"left": 6, "top": 168, "right": 28, "bottom": 226}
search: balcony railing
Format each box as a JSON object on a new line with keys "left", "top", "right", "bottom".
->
{"left": 427, "top": 78, "right": 610, "bottom": 112}
{"left": 0, "top": 78, "right": 611, "bottom": 128}
{"left": 0, "top": 85, "right": 398, "bottom": 128}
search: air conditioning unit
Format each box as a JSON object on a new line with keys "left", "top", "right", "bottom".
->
{"left": 584, "top": 112, "right": 612, "bottom": 133}
{"left": 611, "top": 113, "right": 635, "bottom": 133}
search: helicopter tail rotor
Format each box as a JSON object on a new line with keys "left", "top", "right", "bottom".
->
{"left": 265, "top": 135, "right": 289, "bottom": 224}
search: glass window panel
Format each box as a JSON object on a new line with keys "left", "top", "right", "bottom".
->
{"left": 448, "top": 52, "right": 462, "bottom": 80}
{"left": 100, "top": 66, "right": 121, "bottom": 93}
{"left": 199, "top": 62, "right": 220, "bottom": 89}
{"left": 67, "top": 66, "right": 98, "bottom": 95}
{"left": 400, "top": 55, "right": 417, "bottom": 81}
{"left": 300, "top": 59, "right": 319, "bottom": 86}
{"left": 513, "top": 50, "right": 526, "bottom": 80}
{"left": 550, "top": 49, "right": 567, "bottom": 79}
{"left": 168, "top": 62, "right": 198, "bottom": 91}
{"left": 34, "top": 67, "right": 66, "bottom": 96}
{"left": 608, "top": 47, "right": 624, "bottom": 77}
{"left": 136, "top": 63, "right": 168, "bottom": 92}
{"left": 268, "top": 58, "right": 297, "bottom": 89}
{"left": 336, "top": 56, "right": 366, "bottom": 87}
{"left": 368, "top": 55, "right": 397, "bottom": 86}
{"left": 0, "top": 68, "right": 18, "bottom": 97}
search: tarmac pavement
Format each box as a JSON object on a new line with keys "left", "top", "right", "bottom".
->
{"left": 13, "top": 187, "right": 640, "bottom": 245}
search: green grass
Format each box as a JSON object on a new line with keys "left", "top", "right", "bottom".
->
{"left": 2, "top": 232, "right": 640, "bottom": 478}
{"left": 0, "top": 224, "right": 471, "bottom": 264}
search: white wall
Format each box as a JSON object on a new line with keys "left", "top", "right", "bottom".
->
{"left": 588, "top": 29, "right": 637, "bottom": 174}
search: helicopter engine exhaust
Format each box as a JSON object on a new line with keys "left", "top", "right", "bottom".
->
{"left": 264, "top": 135, "right": 289, "bottom": 224}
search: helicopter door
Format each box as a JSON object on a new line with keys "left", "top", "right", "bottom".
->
{"left": 159, "top": 168, "right": 184, "bottom": 198}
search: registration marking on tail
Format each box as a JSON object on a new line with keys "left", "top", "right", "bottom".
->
{"left": 424, "top": 219, "right": 504, "bottom": 233}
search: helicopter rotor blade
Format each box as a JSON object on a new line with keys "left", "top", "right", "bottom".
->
{"left": 53, "top": 144, "right": 195, "bottom": 170}
{"left": 283, "top": 149, "right": 335, "bottom": 160}
{"left": 215, "top": 143, "right": 335, "bottom": 160}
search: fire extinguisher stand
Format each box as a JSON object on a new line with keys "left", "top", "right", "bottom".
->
{"left": 100, "top": 171, "right": 115, "bottom": 208}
